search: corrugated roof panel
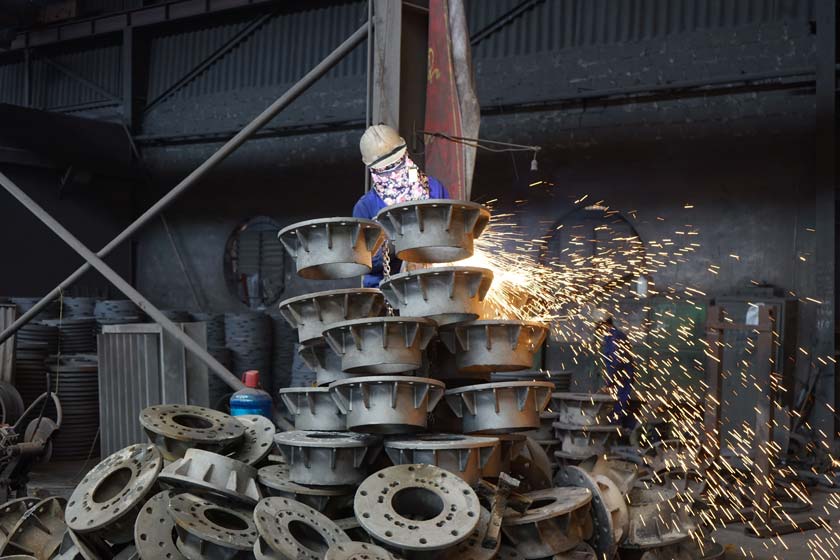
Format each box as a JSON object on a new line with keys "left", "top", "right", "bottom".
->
{"left": 0, "top": 60, "right": 26, "bottom": 106}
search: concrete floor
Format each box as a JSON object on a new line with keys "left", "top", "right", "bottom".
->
{"left": 26, "top": 461, "right": 840, "bottom": 559}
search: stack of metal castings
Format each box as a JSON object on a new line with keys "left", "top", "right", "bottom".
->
{"left": 41, "top": 318, "right": 97, "bottom": 354}
{"left": 94, "top": 299, "right": 144, "bottom": 332}
{"left": 551, "top": 392, "right": 621, "bottom": 463}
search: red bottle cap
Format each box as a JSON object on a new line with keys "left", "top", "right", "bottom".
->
{"left": 243, "top": 370, "right": 260, "bottom": 388}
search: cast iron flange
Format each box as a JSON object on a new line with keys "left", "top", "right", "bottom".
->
{"left": 278, "top": 387, "right": 346, "bottom": 431}
{"left": 298, "top": 341, "right": 350, "bottom": 387}
{"left": 549, "top": 393, "right": 617, "bottom": 426}
{"left": 169, "top": 493, "right": 257, "bottom": 560}
{"left": 444, "top": 381, "right": 554, "bottom": 434}
{"left": 134, "top": 490, "right": 184, "bottom": 560}
{"left": 66, "top": 444, "right": 162, "bottom": 543}
{"left": 354, "top": 464, "right": 480, "bottom": 555}
{"left": 552, "top": 423, "right": 622, "bottom": 457}
{"left": 139, "top": 404, "right": 245, "bottom": 462}
{"left": 278, "top": 288, "right": 385, "bottom": 344}
{"left": 159, "top": 448, "right": 263, "bottom": 505}
{"left": 384, "top": 433, "right": 499, "bottom": 486}
{"left": 0, "top": 497, "right": 66, "bottom": 559}
{"left": 227, "top": 414, "right": 276, "bottom": 466}
{"left": 379, "top": 267, "right": 493, "bottom": 325}
{"left": 257, "top": 463, "right": 354, "bottom": 516}
{"left": 375, "top": 199, "right": 490, "bottom": 263}
{"left": 278, "top": 217, "right": 385, "bottom": 280}
{"left": 323, "top": 317, "right": 436, "bottom": 374}
{"left": 501, "top": 487, "right": 593, "bottom": 559}
{"left": 330, "top": 376, "right": 445, "bottom": 434}
{"left": 439, "top": 320, "right": 548, "bottom": 373}
{"left": 324, "top": 541, "right": 396, "bottom": 560}
{"left": 273, "top": 431, "right": 381, "bottom": 486}
{"left": 0, "top": 499, "right": 38, "bottom": 550}
{"left": 253, "top": 497, "right": 350, "bottom": 559}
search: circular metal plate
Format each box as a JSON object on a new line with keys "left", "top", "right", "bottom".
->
{"left": 169, "top": 493, "right": 257, "bottom": 557}
{"left": 66, "top": 444, "right": 162, "bottom": 534}
{"left": 502, "top": 487, "right": 592, "bottom": 526}
{"left": 324, "top": 541, "right": 395, "bottom": 560}
{"left": 439, "top": 506, "right": 498, "bottom": 560}
{"left": 227, "top": 415, "right": 276, "bottom": 466}
{"left": 555, "top": 466, "right": 617, "bottom": 560}
{"left": 134, "top": 490, "right": 184, "bottom": 560}
{"left": 140, "top": 405, "right": 244, "bottom": 461}
{"left": 354, "top": 464, "right": 479, "bottom": 552}
{"left": 254, "top": 497, "right": 350, "bottom": 559}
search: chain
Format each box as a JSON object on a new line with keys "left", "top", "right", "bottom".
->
{"left": 383, "top": 243, "right": 394, "bottom": 316}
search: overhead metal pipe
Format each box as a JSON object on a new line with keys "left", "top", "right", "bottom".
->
{"left": 0, "top": 22, "right": 370, "bottom": 345}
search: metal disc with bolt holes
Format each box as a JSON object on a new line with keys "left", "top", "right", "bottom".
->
{"left": 354, "top": 463, "right": 480, "bottom": 552}
{"left": 0, "top": 499, "right": 38, "bottom": 550}
{"left": 257, "top": 464, "right": 353, "bottom": 513}
{"left": 0, "top": 497, "right": 66, "bottom": 559}
{"left": 134, "top": 490, "right": 185, "bottom": 560}
{"left": 139, "top": 404, "right": 245, "bottom": 461}
{"left": 438, "top": 506, "right": 498, "bottom": 560}
{"left": 253, "top": 497, "right": 350, "bottom": 560}
{"left": 169, "top": 493, "right": 257, "bottom": 559}
{"left": 158, "top": 448, "right": 262, "bottom": 505}
{"left": 277, "top": 217, "right": 385, "bottom": 280}
{"left": 227, "top": 415, "right": 276, "bottom": 466}
{"left": 324, "top": 541, "right": 396, "bottom": 560}
{"left": 555, "top": 466, "right": 624, "bottom": 560}
{"left": 501, "top": 487, "right": 593, "bottom": 559}
{"left": 66, "top": 444, "right": 162, "bottom": 542}
{"left": 273, "top": 431, "right": 381, "bottom": 486}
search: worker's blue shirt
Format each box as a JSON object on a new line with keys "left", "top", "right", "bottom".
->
{"left": 603, "top": 326, "right": 634, "bottom": 384}
{"left": 352, "top": 177, "right": 450, "bottom": 287}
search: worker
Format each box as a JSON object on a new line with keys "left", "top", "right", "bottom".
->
{"left": 592, "top": 309, "right": 635, "bottom": 428}
{"left": 353, "top": 124, "right": 450, "bottom": 287}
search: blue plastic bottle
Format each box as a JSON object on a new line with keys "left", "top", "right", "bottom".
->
{"left": 229, "top": 370, "right": 272, "bottom": 419}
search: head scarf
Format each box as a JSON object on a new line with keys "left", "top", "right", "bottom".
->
{"left": 370, "top": 154, "right": 430, "bottom": 206}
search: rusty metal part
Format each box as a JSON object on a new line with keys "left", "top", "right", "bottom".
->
{"left": 497, "top": 546, "right": 525, "bottom": 559}
{"left": 66, "top": 444, "right": 162, "bottom": 542}
{"left": 624, "top": 487, "right": 695, "bottom": 549}
{"left": 438, "top": 506, "right": 498, "bottom": 560}
{"left": 501, "top": 487, "right": 592, "bottom": 559}
{"left": 553, "top": 423, "right": 621, "bottom": 458}
{"left": 555, "top": 466, "right": 628, "bottom": 560}
{"left": 169, "top": 493, "right": 256, "bottom": 560}
{"left": 482, "top": 473, "right": 520, "bottom": 551}
{"left": 481, "top": 434, "right": 526, "bottom": 479}
{"left": 0, "top": 555, "right": 36, "bottom": 560}
{"left": 634, "top": 543, "right": 693, "bottom": 560}
{"left": 678, "top": 538, "right": 725, "bottom": 560}
{"left": 139, "top": 404, "right": 245, "bottom": 462}
{"left": 253, "top": 497, "right": 350, "bottom": 559}
{"left": 646, "top": 439, "right": 696, "bottom": 473}
{"left": 331, "top": 376, "right": 445, "bottom": 434}
{"left": 552, "top": 543, "right": 597, "bottom": 560}
{"left": 55, "top": 527, "right": 111, "bottom": 560}
{"left": 379, "top": 267, "right": 493, "bottom": 326}
{"left": 0, "top": 499, "right": 38, "bottom": 550}
{"left": 354, "top": 464, "right": 480, "bottom": 553}
{"left": 587, "top": 456, "right": 640, "bottom": 495}
{"left": 299, "top": 341, "right": 350, "bottom": 387}
{"left": 384, "top": 434, "right": 499, "bottom": 486}
{"left": 279, "top": 387, "right": 346, "bottom": 431}
{"left": 524, "top": 412, "right": 557, "bottom": 441}
{"left": 159, "top": 448, "right": 262, "bottom": 505}
{"left": 324, "top": 541, "right": 396, "bottom": 560}
{"left": 323, "top": 317, "right": 436, "bottom": 374}
{"left": 445, "top": 381, "right": 553, "bottom": 434}
{"left": 509, "top": 437, "right": 554, "bottom": 492}
{"left": 134, "top": 490, "right": 184, "bottom": 560}
{"left": 439, "top": 321, "right": 548, "bottom": 373}
{"left": 227, "top": 414, "right": 276, "bottom": 466}
{"left": 278, "top": 217, "right": 385, "bottom": 280}
{"left": 375, "top": 199, "right": 490, "bottom": 263}
{"left": 274, "top": 431, "right": 380, "bottom": 486}
{"left": 278, "top": 289, "right": 385, "bottom": 344}
{"left": 637, "top": 468, "right": 707, "bottom": 501}
{"left": 0, "top": 497, "right": 66, "bottom": 559}
{"left": 257, "top": 464, "right": 353, "bottom": 515}
{"left": 549, "top": 393, "right": 617, "bottom": 426}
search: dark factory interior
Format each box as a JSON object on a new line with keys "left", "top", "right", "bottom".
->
{"left": 0, "top": 1, "right": 836, "bottom": 559}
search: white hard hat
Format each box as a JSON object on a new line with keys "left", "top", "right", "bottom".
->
{"left": 360, "top": 124, "right": 407, "bottom": 168}
{"left": 590, "top": 308, "right": 611, "bottom": 323}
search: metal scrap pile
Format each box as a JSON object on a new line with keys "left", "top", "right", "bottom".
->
{"left": 0, "top": 199, "right": 722, "bottom": 559}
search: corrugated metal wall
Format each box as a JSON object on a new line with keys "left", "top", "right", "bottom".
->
{"left": 0, "top": 0, "right": 817, "bottom": 114}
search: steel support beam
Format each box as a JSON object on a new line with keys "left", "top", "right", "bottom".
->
{"left": 0, "top": 169, "right": 242, "bottom": 391}
{"left": 0, "top": 23, "right": 370, "bottom": 346}
{"left": 42, "top": 57, "right": 121, "bottom": 104}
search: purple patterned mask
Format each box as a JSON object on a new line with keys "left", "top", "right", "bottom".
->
{"left": 370, "top": 154, "right": 430, "bottom": 206}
